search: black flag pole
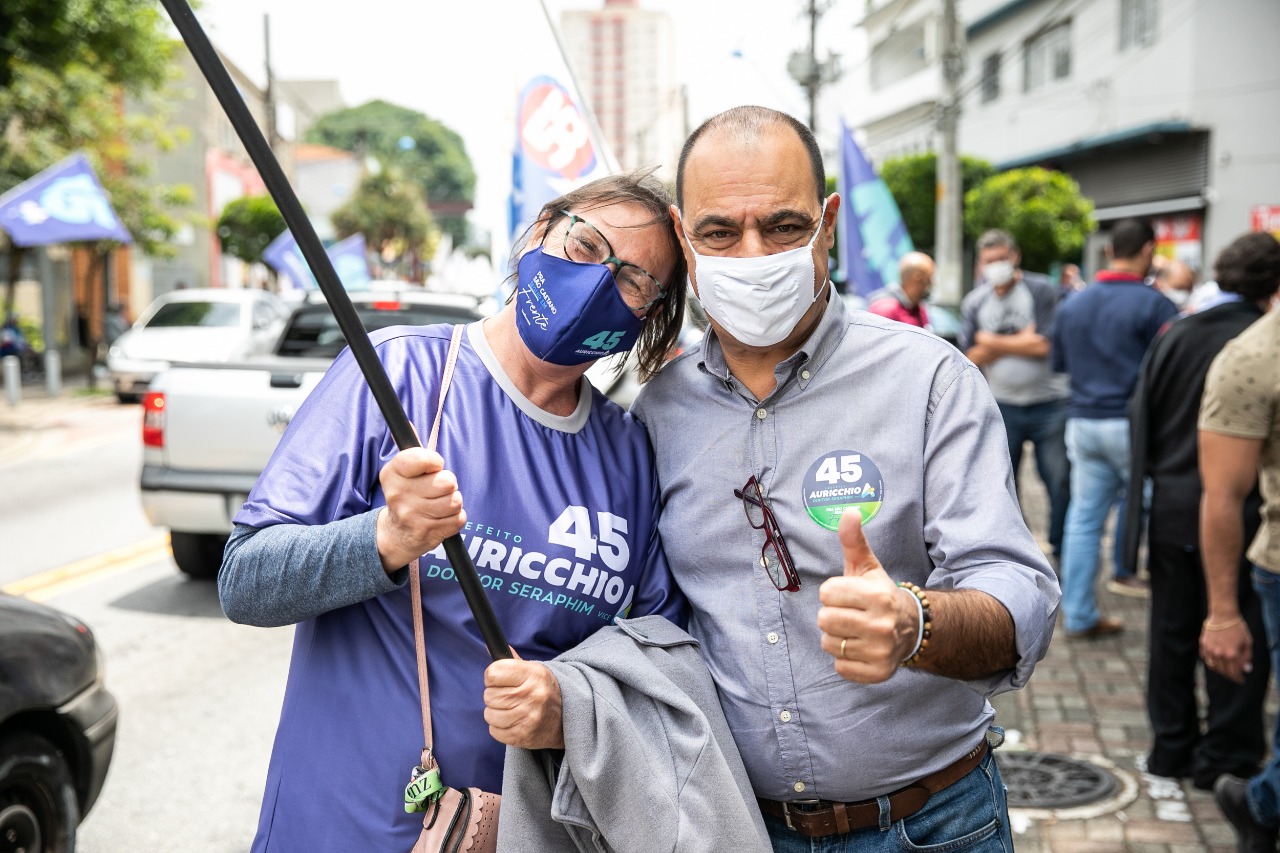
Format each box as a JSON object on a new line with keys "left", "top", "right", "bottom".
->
{"left": 159, "top": 0, "right": 511, "bottom": 661}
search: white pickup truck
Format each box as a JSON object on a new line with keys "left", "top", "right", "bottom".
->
{"left": 139, "top": 289, "right": 642, "bottom": 579}
{"left": 139, "top": 289, "right": 489, "bottom": 579}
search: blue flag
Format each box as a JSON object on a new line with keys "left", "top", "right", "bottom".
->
{"left": 262, "top": 230, "right": 371, "bottom": 291}
{"left": 838, "top": 120, "right": 913, "bottom": 298}
{"left": 262, "top": 229, "right": 313, "bottom": 291}
{"left": 327, "top": 233, "right": 372, "bottom": 291}
{"left": 0, "top": 152, "right": 132, "bottom": 247}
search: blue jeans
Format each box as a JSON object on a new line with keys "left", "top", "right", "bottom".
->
{"left": 1060, "top": 418, "right": 1130, "bottom": 633}
{"left": 764, "top": 750, "right": 1012, "bottom": 852}
{"left": 997, "top": 399, "right": 1070, "bottom": 556}
{"left": 1248, "top": 566, "right": 1280, "bottom": 826}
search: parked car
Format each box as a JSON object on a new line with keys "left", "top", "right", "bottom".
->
{"left": 107, "top": 288, "right": 290, "bottom": 403}
{"left": 140, "top": 288, "right": 488, "bottom": 579}
{"left": 0, "top": 592, "right": 117, "bottom": 852}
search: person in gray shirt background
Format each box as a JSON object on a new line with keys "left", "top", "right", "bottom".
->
{"left": 632, "top": 105, "right": 1060, "bottom": 853}
{"left": 960, "top": 229, "right": 1072, "bottom": 563}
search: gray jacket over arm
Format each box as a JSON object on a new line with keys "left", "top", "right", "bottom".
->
{"left": 497, "top": 615, "right": 771, "bottom": 853}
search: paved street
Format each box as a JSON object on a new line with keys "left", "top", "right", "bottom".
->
{"left": 0, "top": 375, "right": 1263, "bottom": 851}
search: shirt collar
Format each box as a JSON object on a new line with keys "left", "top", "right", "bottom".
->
{"left": 697, "top": 286, "right": 849, "bottom": 393}
{"left": 1094, "top": 270, "right": 1147, "bottom": 283}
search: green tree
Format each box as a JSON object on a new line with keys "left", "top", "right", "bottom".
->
{"left": 217, "top": 195, "right": 287, "bottom": 263}
{"left": 305, "top": 100, "right": 475, "bottom": 246}
{"left": 1, "top": 3, "right": 191, "bottom": 315}
{"left": 880, "top": 153, "right": 996, "bottom": 252}
{"left": 0, "top": 0, "right": 170, "bottom": 89}
{"left": 964, "top": 167, "right": 1095, "bottom": 273}
{"left": 331, "top": 167, "right": 438, "bottom": 280}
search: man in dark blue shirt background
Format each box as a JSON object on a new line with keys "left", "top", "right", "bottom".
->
{"left": 1050, "top": 218, "right": 1179, "bottom": 639}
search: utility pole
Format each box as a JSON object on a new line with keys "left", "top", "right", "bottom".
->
{"left": 787, "top": 0, "right": 840, "bottom": 134}
{"left": 263, "top": 14, "right": 280, "bottom": 154}
{"left": 933, "top": 0, "right": 965, "bottom": 305}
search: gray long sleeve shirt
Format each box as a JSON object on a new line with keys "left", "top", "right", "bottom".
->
{"left": 631, "top": 295, "right": 1060, "bottom": 803}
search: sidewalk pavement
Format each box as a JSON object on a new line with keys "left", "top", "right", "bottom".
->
{"left": 0, "top": 377, "right": 1260, "bottom": 850}
{"left": 0, "top": 371, "right": 127, "bottom": 466}
{"left": 998, "top": 461, "right": 1251, "bottom": 852}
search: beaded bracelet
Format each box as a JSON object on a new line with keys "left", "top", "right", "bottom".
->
{"left": 897, "top": 581, "right": 932, "bottom": 667}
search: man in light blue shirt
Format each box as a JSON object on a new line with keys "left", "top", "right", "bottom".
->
{"left": 632, "top": 106, "right": 1060, "bottom": 851}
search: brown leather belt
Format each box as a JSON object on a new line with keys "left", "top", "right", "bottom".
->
{"left": 758, "top": 739, "right": 990, "bottom": 837}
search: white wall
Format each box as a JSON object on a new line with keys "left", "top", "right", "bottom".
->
{"left": 959, "top": 0, "right": 1197, "bottom": 164}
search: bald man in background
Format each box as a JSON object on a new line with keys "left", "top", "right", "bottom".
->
{"left": 1155, "top": 260, "right": 1196, "bottom": 311}
{"left": 867, "top": 252, "right": 934, "bottom": 329}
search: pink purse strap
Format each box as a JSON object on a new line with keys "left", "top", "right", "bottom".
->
{"left": 410, "top": 324, "right": 465, "bottom": 754}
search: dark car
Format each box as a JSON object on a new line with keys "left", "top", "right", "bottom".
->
{"left": 0, "top": 592, "right": 118, "bottom": 852}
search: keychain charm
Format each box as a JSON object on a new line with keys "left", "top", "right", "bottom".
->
{"left": 404, "top": 764, "right": 444, "bottom": 813}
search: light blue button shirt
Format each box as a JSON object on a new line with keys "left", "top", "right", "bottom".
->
{"left": 632, "top": 295, "right": 1060, "bottom": 802}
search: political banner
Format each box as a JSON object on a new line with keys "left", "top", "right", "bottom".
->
{"left": 0, "top": 152, "right": 132, "bottom": 246}
{"left": 838, "top": 120, "right": 913, "bottom": 298}
{"left": 509, "top": 74, "right": 615, "bottom": 247}
{"left": 327, "top": 233, "right": 372, "bottom": 291}
{"left": 263, "top": 230, "right": 371, "bottom": 291}
{"left": 262, "top": 228, "right": 314, "bottom": 291}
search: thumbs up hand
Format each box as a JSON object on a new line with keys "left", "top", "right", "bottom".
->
{"left": 817, "top": 510, "right": 918, "bottom": 683}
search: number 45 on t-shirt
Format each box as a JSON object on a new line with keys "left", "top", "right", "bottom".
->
{"left": 549, "top": 506, "right": 630, "bottom": 571}
{"left": 816, "top": 454, "right": 862, "bottom": 484}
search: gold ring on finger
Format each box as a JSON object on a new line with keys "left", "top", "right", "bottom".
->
{"left": 840, "top": 638, "right": 848, "bottom": 659}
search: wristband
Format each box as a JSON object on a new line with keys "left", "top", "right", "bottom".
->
{"left": 897, "top": 581, "right": 932, "bottom": 667}
{"left": 1203, "top": 616, "right": 1245, "bottom": 632}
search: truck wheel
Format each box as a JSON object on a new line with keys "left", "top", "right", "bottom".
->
{"left": 0, "top": 732, "right": 79, "bottom": 853}
{"left": 170, "top": 532, "right": 229, "bottom": 580}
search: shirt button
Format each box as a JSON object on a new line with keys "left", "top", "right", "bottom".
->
{"left": 800, "top": 369, "right": 811, "bottom": 380}
{"left": 767, "top": 632, "right": 779, "bottom": 644}
{"left": 780, "top": 710, "right": 792, "bottom": 722}
{"left": 794, "top": 781, "right": 807, "bottom": 793}
{"left": 756, "top": 407, "right": 767, "bottom": 420}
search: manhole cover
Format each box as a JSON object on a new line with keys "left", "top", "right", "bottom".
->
{"left": 997, "top": 752, "right": 1119, "bottom": 809}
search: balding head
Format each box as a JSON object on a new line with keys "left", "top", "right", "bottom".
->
{"left": 676, "top": 106, "right": 825, "bottom": 209}
{"left": 1157, "top": 260, "right": 1195, "bottom": 294}
{"left": 898, "top": 252, "right": 935, "bottom": 306}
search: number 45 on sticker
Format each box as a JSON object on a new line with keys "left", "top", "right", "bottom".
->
{"left": 549, "top": 506, "right": 630, "bottom": 570}
{"left": 816, "top": 453, "right": 862, "bottom": 484}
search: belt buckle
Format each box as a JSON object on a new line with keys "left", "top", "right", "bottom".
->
{"left": 781, "top": 799, "right": 822, "bottom": 832}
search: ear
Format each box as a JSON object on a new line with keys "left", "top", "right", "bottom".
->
{"left": 820, "top": 193, "right": 841, "bottom": 251}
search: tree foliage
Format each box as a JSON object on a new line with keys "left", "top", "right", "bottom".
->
{"left": 1, "top": 3, "right": 193, "bottom": 313}
{"left": 331, "top": 167, "right": 438, "bottom": 274}
{"left": 305, "top": 100, "right": 475, "bottom": 245}
{"left": 217, "top": 195, "right": 287, "bottom": 263}
{"left": 879, "top": 153, "right": 996, "bottom": 252}
{"left": 0, "top": 0, "right": 170, "bottom": 90}
{"left": 964, "top": 167, "right": 1095, "bottom": 273}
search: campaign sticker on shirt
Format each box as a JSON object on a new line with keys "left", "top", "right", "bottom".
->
{"left": 801, "top": 450, "right": 885, "bottom": 531}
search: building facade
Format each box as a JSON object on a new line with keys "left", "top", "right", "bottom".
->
{"left": 560, "top": 0, "right": 683, "bottom": 179}
{"left": 849, "top": 0, "right": 1280, "bottom": 276}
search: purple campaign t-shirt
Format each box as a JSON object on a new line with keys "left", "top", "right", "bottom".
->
{"left": 236, "top": 321, "right": 684, "bottom": 852}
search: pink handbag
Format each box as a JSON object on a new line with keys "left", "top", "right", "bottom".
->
{"left": 405, "top": 325, "right": 500, "bottom": 853}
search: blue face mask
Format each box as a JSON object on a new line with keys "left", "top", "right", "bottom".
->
{"left": 514, "top": 247, "right": 644, "bottom": 365}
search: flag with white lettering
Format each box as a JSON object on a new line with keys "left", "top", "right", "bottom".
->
{"left": 0, "top": 152, "right": 132, "bottom": 246}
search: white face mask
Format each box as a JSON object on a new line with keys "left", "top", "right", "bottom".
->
{"left": 1164, "top": 288, "right": 1191, "bottom": 309}
{"left": 983, "top": 260, "right": 1016, "bottom": 287}
{"left": 687, "top": 200, "right": 829, "bottom": 348}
